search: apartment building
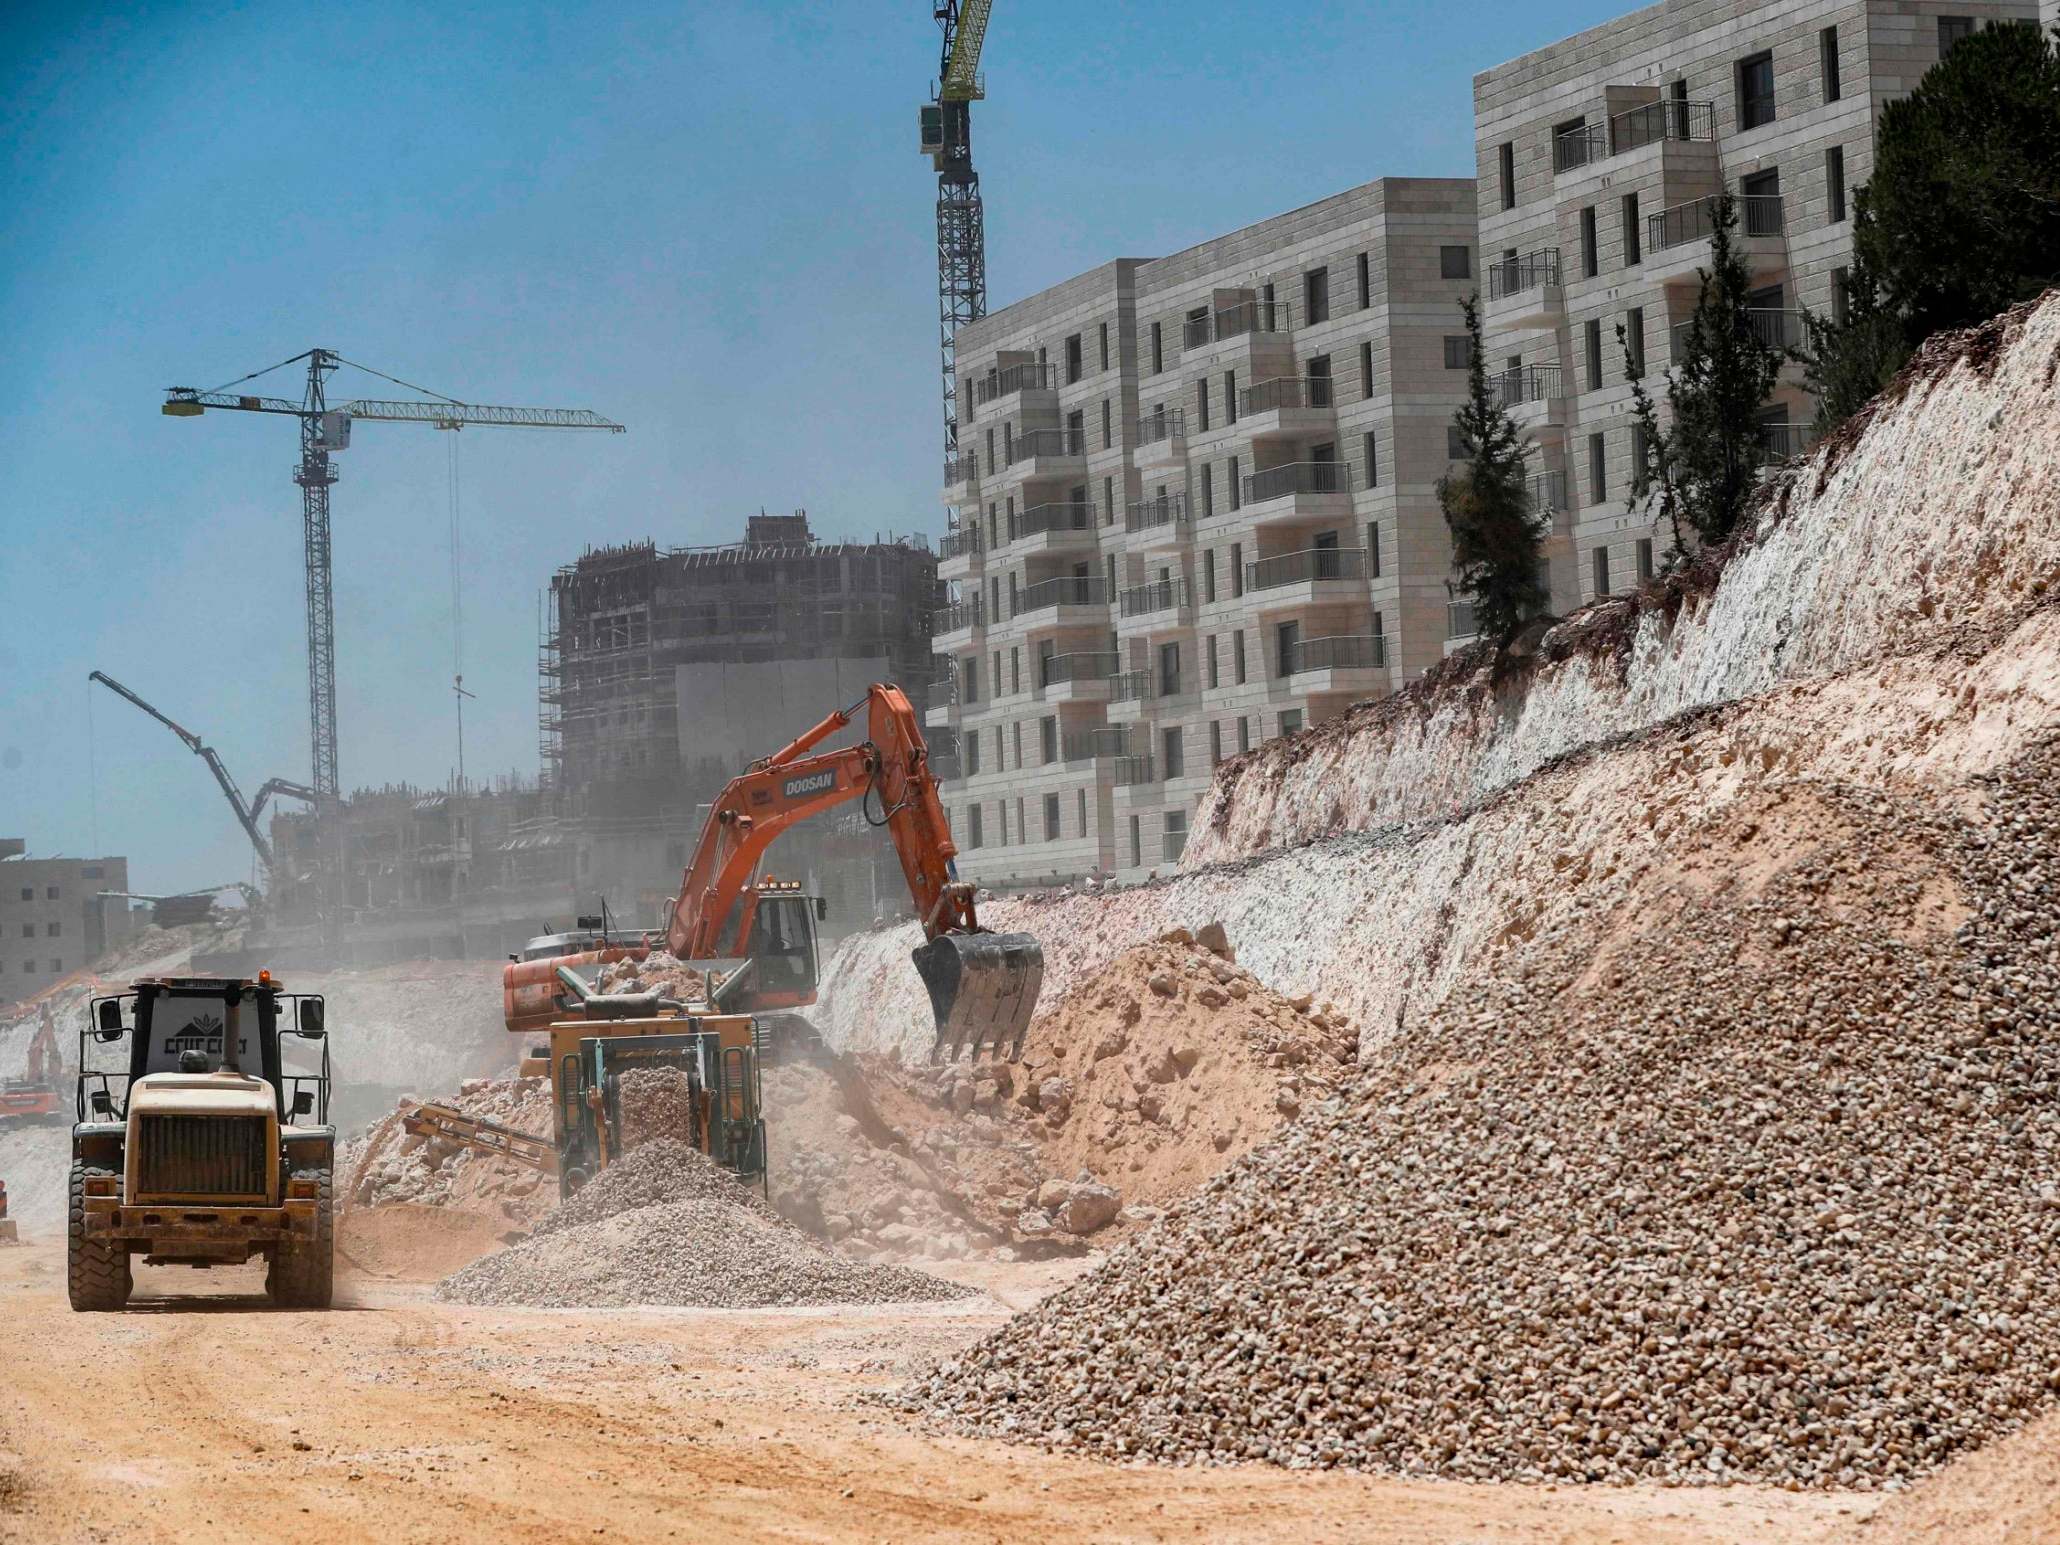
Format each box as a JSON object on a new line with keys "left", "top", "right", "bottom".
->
{"left": 1473, "top": 0, "right": 2040, "bottom": 610}
{"left": 934, "top": 181, "right": 1480, "bottom": 884}
{"left": 0, "top": 843, "right": 134, "bottom": 1008}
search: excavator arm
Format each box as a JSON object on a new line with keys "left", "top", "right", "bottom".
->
{"left": 664, "top": 684, "right": 1039, "bottom": 1059}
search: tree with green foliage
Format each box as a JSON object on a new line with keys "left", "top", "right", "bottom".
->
{"left": 1801, "top": 23, "right": 2060, "bottom": 428}
{"left": 1438, "top": 295, "right": 1546, "bottom": 644}
{"left": 1623, "top": 193, "right": 1783, "bottom": 553}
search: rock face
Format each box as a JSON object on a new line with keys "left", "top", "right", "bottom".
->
{"left": 898, "top": 738, "right": 2060, "bottom": 1491}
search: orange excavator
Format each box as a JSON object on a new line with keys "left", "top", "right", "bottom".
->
{"left": 502, "top": 682, "right": 1042, "bottom": 1063}
{"left": 0, "top": 1005, "right": 65, "bottom": 1126}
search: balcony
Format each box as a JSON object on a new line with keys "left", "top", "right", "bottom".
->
{"left": 1125, "top": 492, "right": 1190, "bottom": 549}
{"left": 1280, "top": 633, "right": 1395, "bottom": 693}
{"left": 1241, "top": 459, "right": 1352, "bottom": 525}
{"left": 1005, "top": 425, "right": 1087, "bottom": 480}
{"left": 1446, "top": 600, "right": 1478, "bottom": 640}
{"left": 938, "top": 522, "right": 983, "bottom": 579}
{"left": 1119, "top": 576, "right": 1193, "bottom": 623}
{"left": 1039, "top": 650, "right": 1121, "bottom": 701}
{"left": 1012, "top": 574, "right": 1109, "bottom": 622}
{"left": 1670, "top": 308, "right": 1804, "bottom": 362}
{"left": 1182, "top": 298, "right": 1295, "bottom": 354}
{"left": 1646, "top": 195, "right": 1786, "bottom": 285}
{"left": 1489, "top": 364, "right": 1568, "bottom": 434}
{"left": 933, "top": 596, "right": 985, "bottom": 645}
{"left": 1484, "top": 248, "right": 1563, "bottom": 331}
{"left": 1554, "top": 99, "right": 1715, "bottom": 174}
{"left": 1237, "top": 374, "right": 1339, "bottom": 441}
{"left": 972, "top": 362, "right": 1056, "bottom": 413}
{"left": 1758, "top": 421, "right": 1819, "bottom": 467}
{"left": 943, "top": 453, "right": 980, "bottom": 501}
{"left": 1132, "top": 405, "right": 1187, "bottom": 470}
{"left": 1008, "top": 500, "right": 1096, "bottom": 555}
{"left": 1112, "top": 755, "right": 1157, "bottom": 788}
{"left": 1244, "top": 546, "right": 1369, "bottom": 611}
{"left": 1527, "top": 469, "right": 1569, "bottom": 521}
{"left": 1062, "top": 726, "right": 1130, "bottom": 764}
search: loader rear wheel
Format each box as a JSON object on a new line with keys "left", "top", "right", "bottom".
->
{"left": 268, "top": 1163, "right": 334, "bottom": 1310}
{"left": 67, "top": 1161, "right": 132, "bottom": 1312}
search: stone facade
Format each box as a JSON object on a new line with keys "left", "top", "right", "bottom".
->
{"left": 934, "top": 182, "right": 1479, "bottom": 884}
{"left": 0, "top": 850, "right": 133, "bottom": 1007}
{"left": 1473, "top": 0, "right": 2039, "bottom": 610}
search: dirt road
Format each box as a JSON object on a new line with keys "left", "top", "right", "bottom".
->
{"left": 0, "top": 1235, "right": 1874, "bottom": 1543}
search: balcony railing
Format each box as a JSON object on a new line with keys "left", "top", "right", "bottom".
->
{"left": 1041, "top": 650, "right": 1121, "bottom": 687}
{"left": 1243, "top": 459, "right": 1350, "bottom": 504}
{"left": 1205, "top": 297, "right": 1294, "bottom": 344}
{"left": 1281, "top": 634, "right": 1392, "bottom": 675}
{"left": 1245, "top": 546, "right": 1369, "bottom": 591}
{"left": 939, "top": 525, "right": 983, "bottom": 560}
{"left": 1125, "top": 492, "right": 1189, "bottom": 535}
{"left": 1063, "top": 726, "right": 1130, "bottom": 762}
{"left": 1162, "top": 827, "right": 1188, "bottom": 864}
{"left": 1670, "top": 308, "right": 1805, "bottom": 360}
{"left": 933, "top": 597, "right": 984, "bottom": 634}
{"left": 1758, "top": 421, "right": 1819, "bottom": 465}
{"left": 1487, "top": 248, "right": 1562, "bottom": 300}
{"left": 1013, "top": 500, "right": 1094, "bottom": 540}
{"left": 1240, "top": 375, "right": 1336, "bottom": 415}
{"left": 1133, "top": 405, "right": 1186, "bottom": 445}
{"left": 1112, "top": 755, "right": 1157, "bottom": 787}
{"left": 973, "top": 362, "right": 1055, "bottom": 406}
{"left": 1527, "top": 469, "right": 1568, "bottom": 513}
{"left": 1110, "top": 669, "right": 1153, "bottom": 703}
{"left": 1119, "top": 577, "right": 1192, "bottom": 619}
{"left": 1488, "top": 364, "right": 1563, "bottom": 410}
{"left": 1649, "top": 193, "right": 1785, "bottom": 253}
{"left": 1007, "top": 426, "right": 1086, "bottom": 464}
{"left": 1013, "top": 575, "right": 1109, "bottom": 615}
{"left": 1556, "top": 99, "right": 1716, "bottom": 172}
{"left": 945, "top": 453, "right": 979, "bottom": 486}
{"left": 1447, "top": 600, "right": 1478, "bottom": 639}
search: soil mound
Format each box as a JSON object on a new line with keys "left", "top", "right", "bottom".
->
{"left": 1852, "top": 1407, "right": 2060, "bottom": 1542}
{"left": 900, "top": 739, "right": 2060, "bottom": 1491}
{"left": 438, "top": 1139, "right": 974, "bottom": 1310}
{"left": 338, "top": 1203, "right": 511, "bottom": 1282}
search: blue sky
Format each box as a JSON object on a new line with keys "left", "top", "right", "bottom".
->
{"left": 0, "top": 0, "right": 1633, "bottom": 892}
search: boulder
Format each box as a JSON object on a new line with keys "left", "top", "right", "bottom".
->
{"left": 1059, "top": 1182, "right": 1123, "bottom": 1235}
{"left": 1015, "top": 1207, "right": 1055, "bottom": 1238}
{"left": 1147, "top": 971, "right": 1178, "bottom": 998}
{"left": 1195, "top": 921, "right": 1232, "bottom": 958}
{"left": 1036, "top": 1178, "right": 1074, "bottom": 1211}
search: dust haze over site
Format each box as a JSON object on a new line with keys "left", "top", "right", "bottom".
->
{"left": 0, "top": 0, "right": 1562, "bottom": 892}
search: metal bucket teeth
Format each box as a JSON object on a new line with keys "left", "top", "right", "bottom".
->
{"left": 912, "top": 931, "right": 1044, "bottom": 1062}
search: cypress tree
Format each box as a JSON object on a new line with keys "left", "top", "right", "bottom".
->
{"left": 1438, "top": 295, "right": 1546, "bottom": 644}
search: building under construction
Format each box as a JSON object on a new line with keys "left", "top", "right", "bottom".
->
{"left": 541, "top": 514, "right": 943, "bottom": 928}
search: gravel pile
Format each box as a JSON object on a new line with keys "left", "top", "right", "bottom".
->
{"left": 899, "top": 737, "right": 2060, "bottom": 1490}
{"left": 614, "top": 1066, "right": 699, "bottom": 1152}
{"left": 439, "top": 1138, "right": 977, "bottom": 1310}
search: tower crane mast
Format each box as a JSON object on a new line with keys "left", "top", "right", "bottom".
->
{"left": 919, "top": 1, "right": 996, "bottom": 462}
{"left": 162, "top": 349, "right": 624, "bottom": 800}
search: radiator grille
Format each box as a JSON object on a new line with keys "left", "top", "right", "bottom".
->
{"left": 135, "top": 1115, "right": 270, "bottom": 1199}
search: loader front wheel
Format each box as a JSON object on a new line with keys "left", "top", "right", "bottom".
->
{"left": 67, "top": 1161, "right": 132, "bottom": 1312}
{"left": 268, "top": 1163, "right": 334, "bottom": 1310}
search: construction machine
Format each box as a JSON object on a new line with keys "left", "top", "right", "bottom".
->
{"left": 0, "top": 1005, "right": 66, "bottom": 1126}
{"left": 0, "top": 1179, "right": 15, "bottom": 1244}
{"left": 502, "top": 682, "right": 1042, "bottom": 1062}
{"left": 68, "top": 974, "right": 335, "bottom": 1311}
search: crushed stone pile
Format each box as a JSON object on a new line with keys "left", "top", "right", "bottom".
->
{"left": 341, "top": 1076, "right": 557, "bottom": 1227}
{"left": 439, "top": 1138, "right": 976, "bottom": 1310}
{"left": 614, "top": 1066, "right": 698, "bottom": 1151}
{"left": 599, "top": 949, "right": 708, "bottom": 1004}
{"left": 899, "top": 738, "right": 2060, "bottom": 1491}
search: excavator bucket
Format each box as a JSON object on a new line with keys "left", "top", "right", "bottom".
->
{"left": 913, "top": 931, "right": 1044, "bottom": 1062}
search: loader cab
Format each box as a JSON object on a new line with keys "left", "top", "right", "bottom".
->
{"left": 80, "top": 976, "right": 331, "bottom": 1128}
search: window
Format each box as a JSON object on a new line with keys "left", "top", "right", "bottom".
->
{"left": 1938, "top": 16, "right": 1975, "bottom": 55}
{"left": 1064, "top": 333, "right": 1083, "bottom": 385}
{"left": 1592, "top": 544, "right": 1611, "bottom": 597}
{"left": 1585, "top": 318, "right": 1603, "bottom": 391}
{"left": 1233, "top": 629, "right": 1247, "bottom": 684}
{"left": 1223, "top": 369, "right": 1238, "bottom": 425}
{"left": 1362, "top": 430, "right": 1378, "bottom": 488}
{"left": 45, "top": 922, "right": 59, "bottom": 938}
{"left": 82, "top": 865, "right": 103, "bottom": 879}
{"left": 45, "top": 886, "right": 58, "bottom": 900}
{"left": 1234, "top": 716, "right": 1250, "bottom": 754}
{"left": 1011, "top": 721, "right": 1022, "bottom": 766}
{"left": 968, "top": 804, "right": 983, "bottom": 848}
{"left": 1279, "top": 709, "right": 1304, "bottom": 737}
{"left": 1275, "top": 619, "right": 1299, "bottom": 677}
{"left": 1367, "top": 519, "right": 1382, "bottom": 578}
{"left": 997, "top": 799, "right": 1008, "bottom": 846}
{"left": 1203, "top": 550, "right": 1216, "bottom": 602}
{"left": 1832, "top": 266, "right": 1851, "bottom": 326}
{"left": 1624, "top": 307, "right": 1645, "bottom": 378}
{"left": 1044, "top": 792, "right": 1061, "bottom": 842}
{"left": 1162, "top": 727, "right": 1184, "bottom": 780}
{"left": 1738, "top": 50, "right": 1775, "bottom": 130}
{"left": 962, "top": 657, "right": 979, "bottom": 704}
{"left": 17, "top": 925, "right": 29, "bottom": 939}
{"left": 1360, "top": 341, "right": 1374, "bottom": 400}
{"left": 1637, "top": 538, "right": 1655, "bottom": 581}
{"left": 1206, "top": 633, "right": 1220, "bottom": 689}
{"left": 1041, "top": 716, "right": 1058, "bottom": 765}
{"left": 1231, "top": 542, "right": 1243, "bottom": 598}
{"left": 1210, "top": 721, "right": 1224, "bottom": 765}
{"left": 1498, "top": 141, "right": 1515, "bottom": 210}
{"left": 16, "top": 888, "right": 28, "bottom": 902}
{"left": 1443, "top": 335, "right": 1470, "bottom": 369}
{"left": 1826, "top": 145, "right": 1846, "bottom": 223}
{"left": 1099, "top": 321, "right": 1110, "bottom": 371}
{"left": 1102, "top": 399, "right": 1112, "bottom": 449}
{"left": 1129, "top": 815, "right": 1142, "bottom": 868}
{"left": 1158, "top": 641, "right": 1181, "bottom": 698}
{"left": 1579, "top": 207, "right": 1598, "bottom": 278}
{"left": 966, "top": 734, "right": 981, "bottom": 776}
{"left": 1306, "top": 355, "right": 1332, "bottom": 407}
{"left": 1228, "top": 455, "right": 1242, "bottom": 512}
{"left": 1821, "top": 25, "right": 1841, "bottom": 102}
{"left": 1621, "top": 192, "right": 1641, "bottom": 266}
{"left": 1631, "top": 422, "right": 1651, "bottom": 495}
{"left": 1589, "top": 432, "right": 1607, "bottom": 501}
{"left": 21, "top": 962, "right": 31, "bottom": 975}
{"left": 1150, "top": 321, "right": 1163, "bottom": 374}
{"left": 1447, "top": 425, "right": 1467, "bottom": 461}
{"left": 1357, "top": 251, "right": 1371, "bottom": 308}
{"left": 1077, "top": 788, "right": 1087, "bottom": 832}
{"left": 1201, "top": 465, "right": 1214, "bottom": 521}
{"left": 1103, "top": 475, "right": 1115, "bottom": 526}
{"left": 1439, "top": 244, "right": 1472, "bottom": 280}
{"left": 1197, "top": 378, "right": 1210, "bottom": 433}
{"left": 1741, "top": 166, "right": 1782, "bottom": 235}
{"left": 1304, "top": 267, "right": 1330, "bottom": 325}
